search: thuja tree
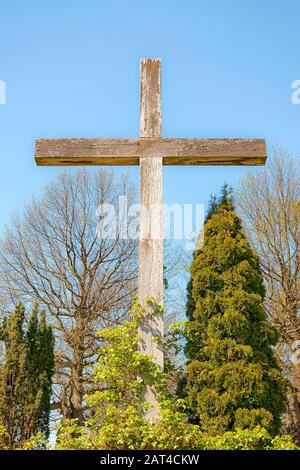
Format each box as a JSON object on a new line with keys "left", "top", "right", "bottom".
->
{"left": 24, "top": 305, "right": 55, "bottom": 439}
{"left": 183, "top": 186, "right": 286, "bottom": 435}
{"left": 0, "top": 303, "right": 54, "bottom": 448}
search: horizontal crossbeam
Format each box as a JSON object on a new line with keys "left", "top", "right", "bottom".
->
{"left": 35, "top": 138, "right": 267, "bottom": 166}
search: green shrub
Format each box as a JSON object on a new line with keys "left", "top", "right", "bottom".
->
{"left": 55, "top": 302, "right": 298, "bottom": 451}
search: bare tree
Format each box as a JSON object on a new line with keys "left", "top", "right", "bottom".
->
{"left": 237, "top": 147, "right": 300, "bottom": 441}
{"left": 0, "top": 169, "right": 138, "bottom": 423}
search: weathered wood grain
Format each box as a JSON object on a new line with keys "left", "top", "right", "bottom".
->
{"left": 138, "top": 59, "right": 163, "bottom": 423}
{"left": 35, "top": 138, "right": 267, "bottom": 166}
{"left": 140, "top": 58, "right": 162, "bottom": 138}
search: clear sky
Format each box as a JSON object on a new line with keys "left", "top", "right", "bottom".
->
{"left": 0, "top": 0, "right": 299, "bottom": 233}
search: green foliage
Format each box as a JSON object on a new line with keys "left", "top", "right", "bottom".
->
{"left": 56, "top": 300, "right": 165, "bottom": 450}
{"left": 0, "top": 425, "right": 9, "bottom": 450}
{"left": 201, "top": 426, "right": 299, "bottom": 450}
{"left": 55, "top": 302, "right": 296, "bottom": 451}
{"left": 183, "top": 186, "right": 286, "bottom": 435}
{"left": 25, "top": 307, "right": 55, "bottom": 439}
{"left": 0, "top": 303, "right": 54, "bottom": 448}
{"left": 205, "top": 183, "right": 233, "bottom": 223}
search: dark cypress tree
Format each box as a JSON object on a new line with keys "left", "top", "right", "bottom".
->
{"left": 24, "top": 306, "right": 55, "bottom": 441}
{"left": 183, "top": 186, "right": 285, "bottom": 435}
{"left": 0, "top": 303, "right": 54, "bottom": 447}
{"left": 0, "top": 304, "right": 27, "bottom": 447}
{"left": 36, "top": 310, "right": 55, "bottom": 438}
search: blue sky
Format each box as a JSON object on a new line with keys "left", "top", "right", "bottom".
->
{"left": 0, "top": 0, "right": 299, "bottom": 233}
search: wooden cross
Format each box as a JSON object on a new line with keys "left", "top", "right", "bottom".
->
{"left": 35, "top": 58, "right": 267, "bottom": 422}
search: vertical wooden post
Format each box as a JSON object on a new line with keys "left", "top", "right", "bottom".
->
{"left": 138, "top": 58, "right": 164, "bottom": 423}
